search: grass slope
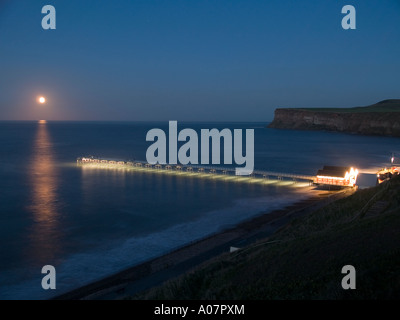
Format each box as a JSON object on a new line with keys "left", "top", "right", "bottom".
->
{"left": 135, "top": 177, "right": 400, "bottom": 299}
{"left": 298, "top": 99, "right": 400, "bottom": 113}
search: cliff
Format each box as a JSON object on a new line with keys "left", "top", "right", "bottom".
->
{"left": 268, "top": 99, "right": 400, "bottom": 136}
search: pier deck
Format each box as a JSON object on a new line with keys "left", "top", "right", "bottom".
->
{"left": 77, "top": 157, "right": 315, "bottom": 184}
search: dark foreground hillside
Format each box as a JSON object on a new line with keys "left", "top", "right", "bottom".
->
{"left": 135, "top": 177, "right": 400, "bottom": 299}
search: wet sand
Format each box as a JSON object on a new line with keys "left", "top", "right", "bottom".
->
{"left": 53, "top": 187, "right": 356, "bottom": 300}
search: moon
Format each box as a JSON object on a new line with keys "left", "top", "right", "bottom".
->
{"left": 38, "top": 96, "right": 46, "bottom": 104}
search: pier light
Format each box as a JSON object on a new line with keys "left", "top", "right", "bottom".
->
{"left": 315, "top": 166, "right": 359, "bottom": 187}
{"left": 77, "top": 157, "right": 315, "bottom": 187}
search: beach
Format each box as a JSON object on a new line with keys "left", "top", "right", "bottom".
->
{"left": 53, "top": 187, "right": 356, "bottom": 300}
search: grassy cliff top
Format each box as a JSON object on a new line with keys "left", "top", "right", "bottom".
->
{"left": 293, "top": 99, "right": 400, "bottom": 113}
{"left": 135, "top": 176, "right": 400, "bottom": 299}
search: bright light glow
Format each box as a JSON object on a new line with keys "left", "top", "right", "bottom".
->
{"left": 38, "top": 120, "right": 47, "bottom": 124}
{"left": 38, "top": 96, "right": 46, "bottom": 104}
{"left": 316, "top": 167, "right": 359, "bottom": 187}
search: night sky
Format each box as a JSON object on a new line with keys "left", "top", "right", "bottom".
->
{"left": 1, "top": 0, "right": 400, "bottom": 121}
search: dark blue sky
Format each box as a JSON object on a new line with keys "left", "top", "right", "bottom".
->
{"left": 1, "top": 0, "right": 400, "bottom": 121}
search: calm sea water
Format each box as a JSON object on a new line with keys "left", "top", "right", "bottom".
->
{"left": 0, "top": 121, "right": 397, "bottom": 299}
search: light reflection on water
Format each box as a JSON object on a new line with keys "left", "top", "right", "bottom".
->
{"left": 27, "top": 122, "right": 61, "bottom": 264}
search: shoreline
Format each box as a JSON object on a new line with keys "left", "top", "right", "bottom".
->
{"left": 53, "top": 187, "right": 356, "bottom": 300}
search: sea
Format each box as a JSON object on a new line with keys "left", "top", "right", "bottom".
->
{"left": 0, "top": 121, "right": 397, "bottom": 300}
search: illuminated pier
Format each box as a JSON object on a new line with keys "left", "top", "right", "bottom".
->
{"left": 77, "top": 157, "right": 315, "bottom": 185}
